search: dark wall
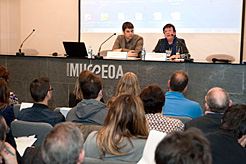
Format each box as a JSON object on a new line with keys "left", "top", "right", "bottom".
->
{"left": 0, "top": 55, "right": 245, "bottom": 112}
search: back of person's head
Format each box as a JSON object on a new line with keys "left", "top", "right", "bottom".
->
{"left": 206, "top": 87, "right": 231, "bottom": 113}
{"left": 115, "top": 72, "right": 140, "bottom": 97}
{"left": 155, "top": 128, "right": 212, "bottom": 164}
{"left": 80, "top": 73, "right": 102, "bottom": 99}
{"left": 97, "top": 94, "right": 148, "bottom": 157}
{"left": 221, "top": 104, "right": 246, "bottom": 136}
{"left": 42, "top": 122, "right": 84, "bottom": 164}
{"left": 73, "top": 70, "right": 93, "bottom": 100}
{"left": 0, "top": 79, "right": 10, "bottom": 104}
{"left": 122, "top": 22, "right": 134, "bottom": 31}
{"left": 163, "top": 23, "right": 176, "bottom": 33}
{"left": 0, "top": 115, "right": 7, "bottom": 143}
{"left": 0, "top": 65, "right": 10, "bottom": 83}
{"left": 140, "top": 84, "right": 165, "bottom": 114}
{"left": 30, "top": 77, "right": 50, "bottom": 102}
{"left": 169, "top": 70, "right": 188, "bottom": 92}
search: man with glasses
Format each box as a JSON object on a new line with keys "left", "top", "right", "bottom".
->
{"left": 18, "top": 77, "right": 65, "bottom": 126}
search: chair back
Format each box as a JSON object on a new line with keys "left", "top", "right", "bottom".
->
{"left": 83, "top": 157, "right": 136, "bottom": 164}
{"left": 11, "top": 120, "right": 53, "bottom": 147}
{"left": 74, "top": 123, "right": 103, "bottom": 141}
{"left": 166, "top": 115, "right": 192, "bottom": 124}
{"left": 13, "top": 104, "right": 21, "bottom": 118}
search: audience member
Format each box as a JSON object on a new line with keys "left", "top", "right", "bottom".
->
{"left": 112, "top": 22, "right": 143, "bottom": 57}
{"left": 140, "top": 84, "right": 184, "bottom": 133}
{"left": 185, "top": 87, "right": 231, "bottom": 133}
{"left": 0, "top": 79, "right": 15, "bottom": 126}
{"left": 153, "top": 23, "right": 189, "bottom": 60}
{"left": 42, "top": 122, "right": 85, "bottom": 164}
{"left": 0, "top": 65, "right": 18, "bottom": 106}
{"left": 66, "top": 73, "right": 108, "bottom": 125}
{"left": 17, "top": 77, "right": 65, "bottom": 126}
{"left": 206, "top": 104, "right": 246, "bottom": 164}
{"left": 107, "top": 72, "right": 140, "bottom": 108}
{"left": 69, "top": 70, "right": 92, "bottom": 107}
{"left": 155, "top": 128, "right": 212, "bottom": 164}
{"left": 22, "top": 122, "right": 85, "bottom": 164}
{"left": 84, "top": 94, "right": 148, "bottom": 163}
{"left": 163, "top": 70, "right": 203, "bottom": 119}
{"left": 0, "top": 115, "right": 18, "bottom": 164}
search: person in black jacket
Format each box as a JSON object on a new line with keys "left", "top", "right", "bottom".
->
{"left": 206, "top": 104, "right": 246, "bottom": 164}
{"left": 185, "top": 87, "right": 232, "bottom": 134}
{"left": 153, "top": 23, "right": 189, "bottom": 60}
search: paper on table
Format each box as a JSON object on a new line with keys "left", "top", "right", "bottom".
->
{"left": 14, "top": 135, "right": 37, "bottom": 156}
{"left": 137, "top": 130, "right": 167, "bottom": 164}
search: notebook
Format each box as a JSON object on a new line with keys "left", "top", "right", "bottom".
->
{"left": 63, "top": 41, "right": 88, "bottom": 58}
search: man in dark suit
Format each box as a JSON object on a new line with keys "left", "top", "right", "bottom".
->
{"left": 185, "top": 87, "right": 232, "bottom": 134}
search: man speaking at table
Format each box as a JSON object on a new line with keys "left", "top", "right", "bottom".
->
{"left": 112, "top": 22, "right": 143, "bottom": 58}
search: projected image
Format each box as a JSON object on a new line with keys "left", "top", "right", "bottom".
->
{"left": 80, "top": 0, "right": 242, "bottom": 33}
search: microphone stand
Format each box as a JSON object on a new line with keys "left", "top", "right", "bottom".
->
{"left": 16, "top": 29, "right": 35, "bottom": 56}
{"left": 95, "top": 33, "right": 116, "bottom": 59}
{"left": 171, "top": 34, "right": 190, "bottom": 60}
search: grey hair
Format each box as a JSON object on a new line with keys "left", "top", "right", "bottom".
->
{"left": 41, "top": 122, "right": 84, "bottom": 164}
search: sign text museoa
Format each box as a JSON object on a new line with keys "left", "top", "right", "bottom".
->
{"left": 67, "top": 63, "right": 124, "bottom": 79}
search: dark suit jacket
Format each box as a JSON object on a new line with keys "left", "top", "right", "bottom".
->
{"left": 206, "top": 130, "right": 246, "bottom": 164}
{"left": 153, "top": 38, "right": 189, "bottom": 54}
{"left": 185, "top": 113, "right": 223, "bottom": 134}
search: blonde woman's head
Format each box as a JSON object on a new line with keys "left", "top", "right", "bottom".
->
{"left": 115, "top": 72, "right": 140, "bottom": 97}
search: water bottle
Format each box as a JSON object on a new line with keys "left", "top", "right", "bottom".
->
{"left": 141, "top": 47, "right": 146, "bottom": 61}
{"left": 88, "top": 46, "right": 93, "bottom": 59}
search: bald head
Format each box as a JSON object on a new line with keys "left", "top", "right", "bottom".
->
{"left": 206, "top": 87, "right": 231, "bottom": 113}
{"left": 169, "top": 70, "right": 188, "bottom": 92}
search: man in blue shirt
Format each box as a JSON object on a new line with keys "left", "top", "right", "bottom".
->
{"left": 163, "top": 70, "right": 202, "bottom": 119}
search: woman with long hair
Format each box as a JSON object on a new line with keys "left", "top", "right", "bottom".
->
{"left": 0, "top": 65, "right": 18, "bottom": 106}
{"left": 107, "top": 72, "right": 140, "bottom": 107}
{"left": 0, "top": 79, "right": 15, "bottom": 126}
{"left": 84, "top": 94, "right": 148, "bottom": 162}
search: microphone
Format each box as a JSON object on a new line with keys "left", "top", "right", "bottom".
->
{"left": 171, "top": 34, "right": 190, "bottom": 59}
{"left": 96, "top": 33, "right": 116, "bottom": 59}
{"left": 16, "top": 29, "right": 35, "bottom": 56}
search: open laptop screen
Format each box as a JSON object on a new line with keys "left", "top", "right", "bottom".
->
{"left": 63, "top": 42, "right": 88, "bottom": 58}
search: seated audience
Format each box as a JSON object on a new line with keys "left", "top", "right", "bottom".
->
{"left": 0, "top": 115, "right": 18, "bottom": 164}
{"left": 0, "top": 65, "right": 18, "bottom": 106}
{"left": 163, "top": 70, "right": 203, "bottom": 119}
{"left": 66, "top": 73, "right": 108, "bottom": 126}
{"left": 206, "top": 104, "right": 246, "bottom": 164}
{"left": 22, "top": 122, "right": 85, "bottom": 164}
{"left": 69, "top": 70, "right": 92, "bottom": 107}
{"left": 153, "top": 23, "right": 189, "bottom": 60}
{"left": 140, "top": 84, "right": 184, "bottom": 133}
{"left": 155, "top": 128, "right": 212, "bottom": 164}
{"left": 107, "top": 72, "right": 140, "bottom": 108}
{"left": 185, "top": 87, "right": 232, "bottom": 133}
{"left": 0, "top": 79, "right": 15, "bottom": 126}
{"left": 84, "top": 94, "right": 148, "bottom": 163}
{"left": 17, "top": 77, "right": 65, "bottom": 126}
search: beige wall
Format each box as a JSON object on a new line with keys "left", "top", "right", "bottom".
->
{"left": 0, "top": 1, "right": 245, "bottom": 62}
{"left": 0, "top": 0, "right": 78, "bottom": 55}
{"left": 0, "top": 0, "right": 20, "bottom": 54}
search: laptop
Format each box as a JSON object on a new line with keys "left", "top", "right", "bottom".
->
{"left": 63, "top": 41, "right": 88, "bottom": 58}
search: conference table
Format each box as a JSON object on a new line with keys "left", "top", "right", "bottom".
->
{"left": 0, "top": 53, "right": 245, "bottom": 112}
